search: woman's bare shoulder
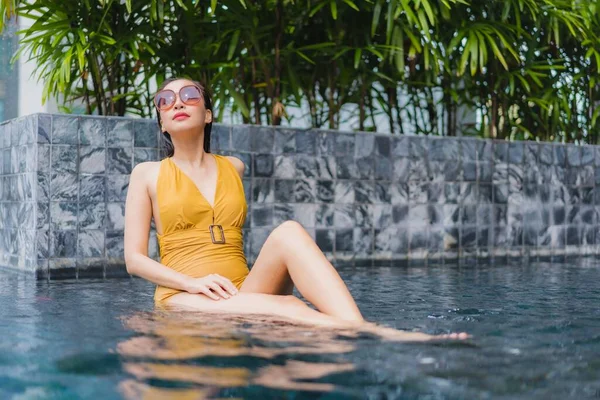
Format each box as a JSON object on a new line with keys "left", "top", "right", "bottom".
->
{"left": 223, "top": 155, "right": 245, "bottom": 178}
{"left": 130, "top": 161, "right": 162, "bottom": 184}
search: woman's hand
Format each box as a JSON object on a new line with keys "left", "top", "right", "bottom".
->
{"left": 183, "top": 274, "right": 239, "bottom": 300}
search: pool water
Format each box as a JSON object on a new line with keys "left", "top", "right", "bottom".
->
{"left": 1, "top": 261, "right": 599, "bottom": 399}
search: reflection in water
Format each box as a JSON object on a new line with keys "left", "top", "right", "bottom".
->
{"left": 117, "top": 310, "right": 358, "bottom": 399}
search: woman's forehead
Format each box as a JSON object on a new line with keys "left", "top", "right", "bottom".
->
{"left": 163, "top": 79, "right": 196, "bottom": 91}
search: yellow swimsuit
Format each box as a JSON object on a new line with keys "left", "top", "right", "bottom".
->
{"left": 154, "top": 154, "right": 249, "bottom": 303}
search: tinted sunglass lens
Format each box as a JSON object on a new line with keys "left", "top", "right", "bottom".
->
{"left": 181, "top": 86, "right": 202, "bottom": 103}
{"left": 156, "top": 92, "right": 175, "bottom": 110}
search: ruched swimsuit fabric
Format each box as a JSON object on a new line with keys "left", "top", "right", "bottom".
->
{"left": 154, "top": 154, "right": 249, "bottom": 303}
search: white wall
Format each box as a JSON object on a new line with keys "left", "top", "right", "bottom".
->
{"left": 17, "top": 16, "right": 58, "bottom": 117}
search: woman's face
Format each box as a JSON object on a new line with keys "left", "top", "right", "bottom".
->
{"left": 157, "top": 79, "right": 212, "bottom": 136}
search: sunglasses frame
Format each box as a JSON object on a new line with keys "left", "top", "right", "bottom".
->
{"left": 154, "top": 85, "right": 203, "bottom": 111}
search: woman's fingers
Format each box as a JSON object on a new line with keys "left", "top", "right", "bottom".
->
{"left": 200, "top": 287, "right": 221, "bottom": 301}
{"left": 207, "top": 282, "right": 230, "bottom": 299}
{"left": 214, "top": 276, "right": 238, "bottom": 295}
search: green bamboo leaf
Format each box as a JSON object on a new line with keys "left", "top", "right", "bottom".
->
{"left": 309, "top": 1, "right": 328, "bottom": 17}
{"left": 330, "top": 1, "right": 337, "bottom": 20}
{"left": 211, "top": 0, "right": 217, "bottom": 15}
{"left": 421, "top": 0, "right": 435, "bottom": 25}
{"left": 227, "top": 30, "right": 240, "bottom": 60}
{"left": 487, "top": 36, "right": 509, "bottom": 71}
{"left": 75, "top": 43, "right": 85, "bottom": 72}
{"left": 469, "top": 33, "right": 478, "bottom": 75}
{"left": 371, "top": 0, "right": 382, "bottom": 37}
{"left": 296, "top": 50, "right": 315, "bottom": 64}
{"left": 341, "top": 0, "right": 359, "bottom": 12}
{"left": 125, "top": 0, "right": 131, "bottom": 13}
{"left": 354, "top": 48, "right": 362, "bottom": 69}
{"left": 385, "top": 0, "right": 393, "bottom": 44}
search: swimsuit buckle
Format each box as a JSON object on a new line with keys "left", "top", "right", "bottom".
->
{"left": 209, "top": 224, "right": 226, "bottom": 244}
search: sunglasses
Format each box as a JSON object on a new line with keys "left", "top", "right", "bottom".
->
{"left": 154, "top": 85, "right": 203, "bottom": 111}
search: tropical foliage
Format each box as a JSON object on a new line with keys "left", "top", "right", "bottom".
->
{"left": 1, "top": 0, "right": 599, "bottom": 143}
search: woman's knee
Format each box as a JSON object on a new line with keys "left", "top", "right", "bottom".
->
{"left": 271, "top": 220, "right": 305, "bottom": 243}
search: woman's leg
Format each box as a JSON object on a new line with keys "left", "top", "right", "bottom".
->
{"left": 240, "top": 220, "right": 363, "bottom": 323}
{"left": 163, "top": 292, "right": 469, "bottom": 341}
{"left": 164, "top": 291, "right": 358, "bottom": 328}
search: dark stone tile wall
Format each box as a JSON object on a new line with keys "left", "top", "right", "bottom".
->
{"left": 0, "top": 116, "right": 37, "bottom": 274}
{"left": 1, "top": 113, "right": 599, "bottom": 278}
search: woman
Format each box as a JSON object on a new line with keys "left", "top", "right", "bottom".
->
{"left": 124, "top": 77, "right": 467, "bottom": 340}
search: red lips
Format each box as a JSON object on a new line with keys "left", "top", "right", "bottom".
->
{"left": 173, "top": 112, "right": 190, "bottom": 120}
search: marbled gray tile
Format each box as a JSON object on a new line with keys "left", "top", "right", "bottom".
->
{"left": 292, "top": 204, "right": 317, "bottom": 228}
{"left": 212, "top": 124, "right": 231, "bottom": 151}
{"left": 79, "top": 117, "right": 106, "bottom": 146}
{"left": 315, "top": 229, "right": 334, "bottom": 252}
{"left": 408, "top": 158, "right": 428, "bottom": 181}
{"left": 336, "top": 156, "right": 359, "bottom": 179}
{"left": 334, "top": 181, "right": 354, "bottom": 204}
{"left": 273, "top": 155, "right": 295, "bottom": 178}
{"left": 295, "top": 130, "right": 316, "bottom": 154}
{"left": 37, "top": 202, "right": 49, "bottom": 230}
{"left": 374, "top": 157, "right": 392, "bottom": 181}
{"left": 79, "top": 202, "right": 106, "bottom": 230}
{"left": 316, "top": 132, "right": 335, "bottom": 155}
{"left": 37, "top": 114, "right": 51, "bottom": 144}
{"left": 375, "top": 136, "right": 391, "bottom": 158}
{"left": 250, "top": 126, "right": 274, "bottom": 153}
{"left": 409, "top": 136, "right": 427, "bottom": 158}
{"left": 36, "top": 230, "right": 49, "bottom": 259}
{"left": 106, "top": 119, "right": 133, "bottom": 147}
{"left": 354, "top": 204, "right": 373, "bottom": 227}
{"left": 315, "top": 156, "right": 335, "bottom": 179}
{"left": 316, "top": 180, "right": 334, "bottom": 203}
{"left": 294, "top": 179, "right": 315, "bottom": 203}
{"left": 274, "top": 128, "right": 296, "bottom": 154}
{"left": 253, "top": 154, "right": 273, "bottom": 177}
{"left": 106, "top": 174, "right": 129, "bottom": 202}
{"left": 107, "top": 147, "right": 133, "bottom": 174}
{"left": 335, "top": 133, "right": 355, "bottom": 156}
{"left": 78, "top": 230, "right": 104, "bottom": 258}
{"left": 508, "top": 142, "right": 524, "bottom": 164}
{"left": 106, "top": 202, "right": 125, "bottom": 231}
{"left": 52, "top": 115, "right": 79, "bottom": 145}
{"left": 391, "top": 136, "right": 409, "bottom": 157}
{"left": 79, "top": 175, "right": 105, "bottom": 203}
{"left": 252, "top": 178, "right": 273, "bottom": 203}
{"left": 134, "top": 120, "right": 158, "bottom": 148}
{"left": 429, "top": 138, "right": 458, "bottom": 161}
{"left": 355, "top": 134, "right": 375, "bottom": 158}
{"left": 106, "top": 230, "right": 125, "bottom": 258}
{"left": 295, "top": 155, "right": 318, "bottom": 178}
{"left": 274, "top": 179, "right": 294, "bottom": 203}
{"left": 36, "top": 172, "right": 50, "bottom": 203}
{"left": 408, "top": 182, "right": 428, "bottom": 204}
{"left": 273, "top": 204, "right": 294, "bottom": 225}
{"left": 334, "top": 204, "right": 354, "bottom": 228}
{"left": 134, "top": 148, "right": 159, "bottom": 165}
{"left": 353, "top": 228, "right": 373, "bottom": 256}
{"left": 80, "top": 147, "right": 106, "bottom": 174}
{"left": 50, "top": 172, "right": 78, "bottom": 201}
{"left": 354, "top": 181, "right": 375, "bottom": 204}
{"left": 355, "top": 156, "right": 375, "bottom": 180}
{"left": 50, "top": 202, "right": 78, "bottom": 230}
{"left": 37, "top": 144, "right": 50, "bottom": 173}
{"left": 316, "top": 205, "right": 335, "bottom": 227}
{"left": 335, "top": 228, "right": 354, "bottom": 252}
{"left": 231, "top": 125, "right": 250, "bottom": 152}
{"left": 50, "top": 230, "right": 77, "bottom": 257}
{"left": 251, "top": 204, "right": 273, "bottom": 227}
{"left": 460, "top": 139, "right": 477, "bottom": 161}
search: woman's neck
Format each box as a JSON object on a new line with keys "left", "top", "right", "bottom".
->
{"left": 169, "top": 133, "right": 208, "bottom": 167}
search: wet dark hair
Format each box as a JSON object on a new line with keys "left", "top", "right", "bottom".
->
{"left": 155, "top": 77, "right": 213, "bottom": 158}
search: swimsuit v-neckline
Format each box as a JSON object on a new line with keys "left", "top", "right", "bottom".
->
{"left": 168, "top": 155, "right": 221, "bottom": 210}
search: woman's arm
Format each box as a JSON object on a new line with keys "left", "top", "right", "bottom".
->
{"left": 124, "top": 162, "right": 192, "bottom": 291}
